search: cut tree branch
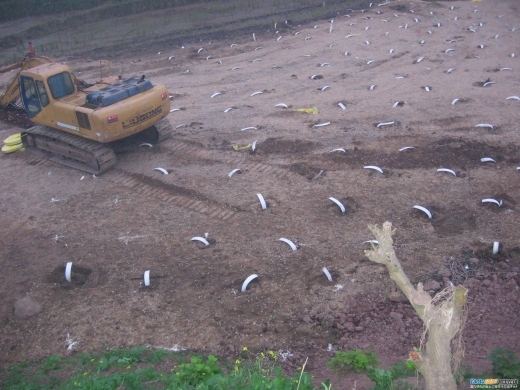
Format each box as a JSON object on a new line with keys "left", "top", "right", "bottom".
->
{"left": 364, "top": 222, "right": 468, "bottom": 390}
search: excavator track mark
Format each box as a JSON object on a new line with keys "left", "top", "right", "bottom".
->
{"left": 22, "top": 126, "right": 116, "bottom": 174}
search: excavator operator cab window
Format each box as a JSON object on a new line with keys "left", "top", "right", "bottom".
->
{"left": 20, "top": 76, "right": 41, "bottom": 118}
{"left": 47, "top": 71, "right": 74, "bottom": 99}
{"left": 35, "top": 80, "right": 49, "bottom": 107}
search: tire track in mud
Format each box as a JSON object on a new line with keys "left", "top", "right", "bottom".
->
{"left": 0, "top": 153, "right": 50, "bottom": 168}
{"left": 106, "top": 169, "right": 241, "bottom": 221}
{"left": 108, "top": 138, "right": 314, "bottom": 220}
{"left": 2, "top": 139, "right": 310, "bottom": 222}
{"left": 160, "top": 138, "right": 306, "bottom": 181}
{"left": 358, "top": 51, "right": 410, "bottom": 72}
{"left": 1, "top": 153, "right": 240, "bottom": 221}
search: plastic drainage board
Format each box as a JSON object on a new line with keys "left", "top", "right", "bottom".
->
{"left": 86, "top": 77, "right": 153, "bottom": 107}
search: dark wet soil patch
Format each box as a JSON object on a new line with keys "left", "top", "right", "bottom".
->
{"left": 47, "top": 264, "right": 91, "bottom": 288}
{"left": 259, "top": 138, "right": 320, "bottom": 154}
{"left": 289, "top": 162, "right": 324, "bottom": 180}
{"left": 431, "top": 206, "right": 478, "bottom": 237}
{"left": 318, "top": 139, "right": 520, "bottom": 170}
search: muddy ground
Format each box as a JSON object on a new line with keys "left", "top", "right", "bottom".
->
{"left": 1, "top": 0, "right": 520, "bottom": 388}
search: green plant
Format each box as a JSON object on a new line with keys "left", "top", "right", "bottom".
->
{"left": 321, "top": 379, "right": 333, "bottom": 389}
{"left": 172, "top": 355, "right": 222, "bottom": 386}
{"left": 405, "top": 360, "right": 416, "bottom": 372}
{"left": 1, "top": 347, "right": 334, "bottom": 389}
{"left": 365, "top": 362, "right": 416, "bottom": 390}
{"left": 488, "top": 349, "right": 520, "bottom": 379}
{"left": 456, "top": 364, "right": 477, "bottom": 383}
{"left": 43, "top": 355, "right": 62, "bottom": 373}
{"left": 148, "top": 348, "right": 167, "bottom": 364}
{"left": 391, "top": 362, "right": 415, "bottom": 379}
{"left": 327, "top": 349, "right": 379, "bottom": 373}
{"left": 367, "top": 367, "right": 396, "bottom": 389}
{"left": 220, "top": 353, "right": 314, "bottom": 389}
{"left": 328, "top": 350, "right": 416, "bottom": 390}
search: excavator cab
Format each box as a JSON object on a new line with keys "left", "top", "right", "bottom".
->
{"left": 20, "top": 75, "right": 50, "bottom": 118}
{"left": 19, "top": 65, "right": 77, "bottom": 123}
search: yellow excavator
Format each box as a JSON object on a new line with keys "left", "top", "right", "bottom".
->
{"left": 0, "top": 56, "right": 172, "bottom": 174}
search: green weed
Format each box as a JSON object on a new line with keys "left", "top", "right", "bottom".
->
{"left": 488, "top": 349, "right": 520, "bottom": 379}
{"left": 0, "top": 347, "right": 332, "bottom": 389}
{"left": 170, "top": 355, "right": 222, "bottom": 386}
{"left": 327, "top": 349, "right": 378, "bottom": 373}
{"left": 43, "top": 355, "right": 62, "bottom": 373}
{"left": 458, "top": 349, "right": 520, "bottom": 385}
{"left": 321, "top": 378, "right": 333, "bottom": 390}
{"left": 148, "top": 349, "right": 167, "bottom": 364}
{"left": 327, "top": 349, "right": 416, "bottom": 390}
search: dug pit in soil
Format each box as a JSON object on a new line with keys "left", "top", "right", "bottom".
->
{"left": 47, "top": 264, "right": 92, "bottom": 288}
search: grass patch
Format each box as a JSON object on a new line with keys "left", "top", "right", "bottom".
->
{"left": 0, "top": 346, "right": 327, "bottom": 389}
{"left": 2, "top": 347, "right": 518, "bottom": 388}
{"left": 327, "top": 349, "right": 416, "bottom": 389}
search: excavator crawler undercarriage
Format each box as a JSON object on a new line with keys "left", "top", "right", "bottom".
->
{"left": 21, "top": 118, "right": 172, "bottom": 174}
{"left": 22, "top": 126, "right": 117, "bottom": 174}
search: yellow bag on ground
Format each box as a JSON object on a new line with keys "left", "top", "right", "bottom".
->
{"left": 3, "top": 133, "right": 22, "bottom": 146}
{"left": 2, "top": 143, "right": 23, "bottom": 154}
{"left": 297, "top": 107, "right": 318, "bottom": 115}
{"left": 233, "top": 143, "right": 252, "bottom": 151}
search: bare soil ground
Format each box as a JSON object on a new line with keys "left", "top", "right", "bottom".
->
{"left": 1, "top": 0, "right": 520, "bottom": 388}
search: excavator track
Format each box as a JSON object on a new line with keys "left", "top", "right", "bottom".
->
{"left": 155, "top": 118, "right": 173, "bottom": 143}
{"left": 109, "top": 118, "right": 173, "bottom": 153}
{"left": 138, "top": 118, "right": 173, "bottom": 143}
{"left": 22, "top": 126, "right": 117, "bottom": 174}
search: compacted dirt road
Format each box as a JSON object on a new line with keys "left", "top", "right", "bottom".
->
{"left": 1, "top": 0, "right": 519, "bottom": 387}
